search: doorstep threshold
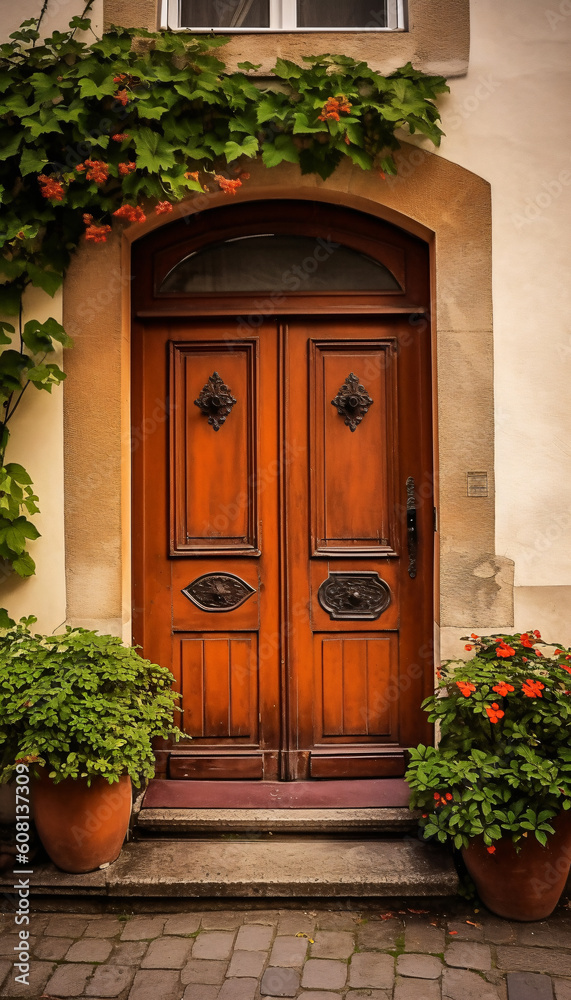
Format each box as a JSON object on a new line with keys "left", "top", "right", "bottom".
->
{"left": 7, "top": 838, "right": 457, "bottom": 899}
{"left": 136, "top": 806, "right": 419, "bottom": 835}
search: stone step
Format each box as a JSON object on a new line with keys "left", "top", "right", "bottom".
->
{"left": 9, "top": 837, "right": 458, "bottom": 899}
{"left": 136, "top": 806, "right": 420, "bottom": 836}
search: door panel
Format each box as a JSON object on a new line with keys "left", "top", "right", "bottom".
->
{"left": 285, "top": 317, "right": 433, "bottom": 779}
{"left": 170, "top": 340, "right": 258, "bottom": 555}
{"left": 133, "top": 318, "right": 280, "bottom": 780}
{"left": 312, "top": 341, "right": 398, "bottom": 555}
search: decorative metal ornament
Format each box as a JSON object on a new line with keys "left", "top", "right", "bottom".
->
{"left": 194, "top": 371, "right": 237, "bottom": 431}
{"left": 331, "top": 372, "right": 373, "bottom": 432}
{"left": 182, "top": 573, "right": 255, "bottom": 612}
{"left": 317, "top": 571, "right": 391, "bottom": 621}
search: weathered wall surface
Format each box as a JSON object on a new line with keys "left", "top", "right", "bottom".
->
{"left": 434, "top": 0, "right": 571, "bottom": 648}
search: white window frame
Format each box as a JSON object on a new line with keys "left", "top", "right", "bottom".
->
{"left": 161, "top": 0, "right": 406, "bottom": 31}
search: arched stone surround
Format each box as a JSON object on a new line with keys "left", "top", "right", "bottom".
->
{"left": 62, "top": 144, "right": 514, "bottom": 654}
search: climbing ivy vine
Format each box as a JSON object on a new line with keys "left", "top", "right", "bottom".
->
{"left": 0, "top": 4, "right": 448, "bottom": 578}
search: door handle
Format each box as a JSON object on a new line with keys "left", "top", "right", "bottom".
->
{"left": 406, "top": 476, "right": 417, "bottom": 579}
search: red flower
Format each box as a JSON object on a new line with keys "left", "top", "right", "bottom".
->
{"left": 113, "top": 204, "right": 146, "bottom": 223}
{"left": 485, "top": 703, "right": 504, "bottom": 723}
{"left": 214, "top": 174, "right": 242, "bottom": 195}
{"left": 492, "top": 682, "right": 514, "bottom": 696}
{"left": 38, "top": 174, "right": 65, "bottom": 201}
{"left": 85, "top": 222, "right": 112, "bottom": 243}
{"left": 77, "top": 159, "right": 109, "bottom": 185}
{"left": 522, "top": 679, "right": 545, "bottom": 698}
{"left": 433, "top": 792, "right": 440, "bottom": 800}
{"left": 445, "top": 792, "right": 453, "bottom": 801}
{"left": 521, "top": 634, "right": 534, "bottom": 648}
{"left": 496, "top": 640, "right": 515, "bottom": 658}
{"left": 535, "top": 648, "right": 543, "bottom": 657}
{"left": 318, "top": 94, "right": 352, "bottom": 122}
{"left": 534, "top": 630, "right": 541, "bottom": 638}
{"left": 113, "top": 73, "right": 127, "bottom": 84}
{"left": 471, "top": 633, "right": 479, "bottom": 639}
{"left": 456, "top": 681, "right": 476, "bottom": 698}
{"left": 465, "top": 644, "right": 473, "bottom": 651}
{"left": 111, "top": 133, "right": 130, "bottom": 142}
{"left": 422, "top": 813, "right": 428, "bottom": 818}
{"left": 486, "top": 845, "right": 496, "bottom": 854}
{"left": 115, "top": 88, "right": 129, "bottom": 106}
{"left": 118, "top": 162, "right": 136, "bottom": 176}
{"left": 554, "top": 649, "right": 563, "bottom": 655}
{"left": 523, "top": 657, "right": 528, "bottom": 662}
{"left": 155, "top": 201, "right": 173, "bottom": 215}
{"left": 559, "top": 664, "right": 571, "bottom": 675}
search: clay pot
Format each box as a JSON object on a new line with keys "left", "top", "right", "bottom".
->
{"left": 462, "top": 811, "right": 571, "bottom": 920}
{"left": 32, "top": 770, "right": 132, "bottom": 873}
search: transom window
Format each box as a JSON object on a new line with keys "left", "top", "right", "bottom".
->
{"left": 161, "top": 0, "right": 405, "bottom": 31}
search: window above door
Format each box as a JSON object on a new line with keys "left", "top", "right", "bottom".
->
{"left": 162, "top": 0, "right": 406, "bottom": 31}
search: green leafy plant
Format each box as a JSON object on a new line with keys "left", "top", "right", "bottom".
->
{"left": 0, "top": 6, "right": 448, "bottom": 580}
{"left": 0, "top": 618, "right": 181, "bottom": 785}
{"left": 406, "top": 631, "right": 571, "bottom": 850}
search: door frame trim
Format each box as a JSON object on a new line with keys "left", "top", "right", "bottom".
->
{"left": 61, "top": 145, "right": 512, "bottom": 686}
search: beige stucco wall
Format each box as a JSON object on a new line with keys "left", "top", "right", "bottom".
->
{"left": 0, "top": 0, "right": 570, "bottom": 655}
{"left": 433, "top": 0, "right": 571, "bottom": 650}
{"left": 103, "top": 0, "right": 470, "bottom": 77}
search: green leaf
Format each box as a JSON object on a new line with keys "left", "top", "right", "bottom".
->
{"left": 132, "top": 126, "right": 177, "bottom": 172}
{"left": 261, "top": 135, "right": 299, "bottom": 168}
{"left": 223, "top": 136, "right": 258, "bottom": 162}
{"left": 0, "top": 608, "right": 15, "bottom": 628}
{"left": 0, "top": 322, "right": 14, "bottom": 345}
{"left": 0, "top": 130, "right": 23, "bottom": 161}
{"left": 4, "top": 464, "right": 32, "bottom": 486}
{"left": 19, "top": 146, "right": 48, "bottom": 176}
{"left": 0, "top": 285, "right": 22, "bottom": 316}
{"left": 26, "top": 264, "right": 63, "bottom": 298}
{"left": 12, "top": 552, "right": 36, "bottom": 577}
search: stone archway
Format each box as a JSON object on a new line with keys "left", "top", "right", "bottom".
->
{"left": 62, "top": 143, "right": 513, "bottom": 660}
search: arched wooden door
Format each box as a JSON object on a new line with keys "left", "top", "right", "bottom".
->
{"left": 132, "top": 201, "right": 434, "bottom": 802}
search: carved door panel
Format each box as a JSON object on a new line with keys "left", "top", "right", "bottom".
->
{"left": 285, "top": 316, "right": 434, "bottom": 779}
{"left": 132, "top": 314, "right": 433, "bottom": 783}
{"left": 132, "top": 318, "right": 281, "bottom": 780}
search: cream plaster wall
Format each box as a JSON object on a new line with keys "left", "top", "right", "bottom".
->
{"left": 0, "top": 0, "right": 103, "bottom": 37}
{"left": 430, "top": 0, "right": 571, "bottom": 648}
{"left": 0, "top": 288, "right": 66, "bottom": 635}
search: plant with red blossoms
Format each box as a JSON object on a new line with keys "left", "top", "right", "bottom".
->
{"left": 38, "top": 174, "right": 65, "bottom": 202}
{"left": 113, "top": 204, "right": 147, "bottom": 224}
{"left": 406, "top": 631, "right": 571, "bottom": 851}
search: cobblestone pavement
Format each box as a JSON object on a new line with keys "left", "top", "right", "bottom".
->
{"left": 0, "top": 903, "right": 570, "bottom": 1000}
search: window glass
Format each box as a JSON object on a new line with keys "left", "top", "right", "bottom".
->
{"left": 297, "top": 0, "right": 388, "bottom": 28}
{"left": 180, "top": 0, "right": 270, "bottom": 28}
{"left": 159, "top": 234, "right": 402, "bottom": 294}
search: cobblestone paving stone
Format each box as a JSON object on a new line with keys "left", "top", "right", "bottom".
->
{"left": 0, "top": 903, "right": 570, "bottom": 999}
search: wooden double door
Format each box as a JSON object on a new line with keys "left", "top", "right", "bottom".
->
{"left": 133, "top": 311, "right": 434, "bottom": 785}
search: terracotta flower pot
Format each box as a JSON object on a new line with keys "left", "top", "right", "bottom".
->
{"left": 32, "top": 770, "right": 132, "bottom": 873}
{"left": 462, "top": 811, "right": 571, "bottom": 921}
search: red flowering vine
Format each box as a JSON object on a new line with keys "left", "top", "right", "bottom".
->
{"left": 38, "top": 174, "right": 65, "bottom": 201}
{"left": 83, "top": 214, "right": 112, "bottom": 243}
{"left": 155, "top": 202, "right": 173, "bottom": 215}
{"left": 113, "top": 204, "right": 147, "bottom": 224}
{"left": 318, "top": 95, "right": 352, "bottom": 122}
{"left": 118, "top": 162, "right": 136, "bottom": 176}
{"left": 214, "top": 174, "right": 243, "bottom": 195}
{"left": 76, "top": 159, "right": 109, "bottom": 185}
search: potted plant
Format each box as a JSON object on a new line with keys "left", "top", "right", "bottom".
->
{"left": 405, "top": 631, "right": 571, "bottom": 920}
{"left": 0, "top": 618, "right": 181, "bottom": 873}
